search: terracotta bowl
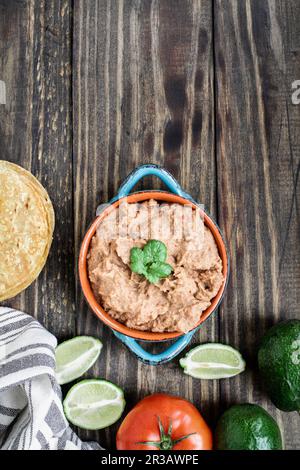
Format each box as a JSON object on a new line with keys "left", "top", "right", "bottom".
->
{"left": 79, "top": 191, "right": 229, "bottom": 342}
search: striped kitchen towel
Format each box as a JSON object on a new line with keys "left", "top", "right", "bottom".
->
{"left": 0, "top": 307, "right": 102, "bottom": 450}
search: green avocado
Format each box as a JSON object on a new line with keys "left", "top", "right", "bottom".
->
{"left": 215, "top": 404, "right": 283, "bottom": 450}
{"left": 258, "top": 319, "right": 300, "bottom": 412}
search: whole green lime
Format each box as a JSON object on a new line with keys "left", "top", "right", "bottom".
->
{"left": 258, "top": 319, "right": 300, "bottom": 412}
{"left": 215, "top": 404, "right": 283, "bottom": 450}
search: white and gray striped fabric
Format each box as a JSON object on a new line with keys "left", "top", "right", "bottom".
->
{"left": 0, "top": 307, "right": 101, "bottom": 450}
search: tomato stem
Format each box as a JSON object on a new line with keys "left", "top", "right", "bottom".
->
{"left": 136, "top": 415, "right": 197, "bottom": 450}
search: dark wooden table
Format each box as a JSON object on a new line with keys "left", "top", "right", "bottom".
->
{"left": 1, "top": 0, "right": 299, "bottom": 450}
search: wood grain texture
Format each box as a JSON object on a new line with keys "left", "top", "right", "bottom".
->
{"left": 72, "top": 0, "right": 217, "bottom": 448}
{"left": 214, "top": 0, "right": 300, "bottom": 450}
{"left": 0, "top": 0, "right": 74, "bottom": 337}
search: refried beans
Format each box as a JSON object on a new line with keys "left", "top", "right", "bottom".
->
{"left": 87, "top": 199, "right": 224, "bottom": 333}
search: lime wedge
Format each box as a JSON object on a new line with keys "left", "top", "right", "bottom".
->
{"left": 55, "top": 336, "right": 102, "bottom": 385}
{"left": 63, "top": 379, "right": 125, "bottom": 430}
{"left": 179, "top": 343, "right": 246, "bottom": 379}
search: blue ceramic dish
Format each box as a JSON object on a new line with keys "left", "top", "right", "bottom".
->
{"left": 79, "top": 164, "right": 229, "bottom": 365}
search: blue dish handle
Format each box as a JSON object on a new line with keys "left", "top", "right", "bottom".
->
{"left": 111, "top": 163, "right": 193, "bottom": 202}
{"left": 110, "top": 163, "right": 196, "bottom": 364}
{"left": 113, "top": 330, "right": 195, "bottom": 365}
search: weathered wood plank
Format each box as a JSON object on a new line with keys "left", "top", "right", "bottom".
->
{"left": 214, "top": 0, "right": 300, "bottom": 450}
{"left": 0, "top": 0, "right": 74, "bottom": 338}
{"left": 73, "top": 0, "right": 216, "bottom": 448}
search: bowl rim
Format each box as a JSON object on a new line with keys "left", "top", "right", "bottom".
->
{"left": 79, "top": 191, "right": 229, "bottom": 341}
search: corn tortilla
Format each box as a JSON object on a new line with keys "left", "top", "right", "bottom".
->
{"left": 0, "top": 161, "right": 55, "bottom": 301}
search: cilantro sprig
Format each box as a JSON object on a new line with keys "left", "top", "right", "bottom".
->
{"left": 130, "top": 240, "right": 173, "bottom": 284}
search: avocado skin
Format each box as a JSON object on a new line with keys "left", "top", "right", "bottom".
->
{"left": 258, "top": 320, "right": 300, "bottom": 412}
{"left": 215, "top": 404, "right": 283, "bottom": 450}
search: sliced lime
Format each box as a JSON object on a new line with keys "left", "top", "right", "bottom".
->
{"left": 179, "top": 343, "right": 246, "bottom": 379}
{"left": 55, "top": 336, "right": 102, "bottom": 385}
{"left": 63, "top": 379, "right": 125, "bottom": 430}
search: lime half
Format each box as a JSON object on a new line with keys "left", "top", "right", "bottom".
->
{"left": 63, "top": 379, "right": 125, "bottom": 430}
{"left": 55, "top": 336, "right": 102, "bottom": 385}
{"left": 179, "top": 343, "right": 246, "bottom": 379}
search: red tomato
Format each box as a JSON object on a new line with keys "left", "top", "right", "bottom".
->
{"left": 116, "top": 393, "right": 212, "bottom": 450}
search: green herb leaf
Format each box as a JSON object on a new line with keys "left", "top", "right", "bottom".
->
{"left": 143, "top": 240, "right": 167, "bottom": 264}
{"left": 144, "top": 271, "right": 161, "bottom": 284}
{"left": 148, "top": 262, "right": 173, "bottom": 278}
{"left": 129, "top": 240, "right": 173, "bottom": 284}
{"left": 130, "top": 247, "right": 146, "bottom": 275}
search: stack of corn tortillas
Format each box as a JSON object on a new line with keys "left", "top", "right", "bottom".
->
{"left": 0, "top": 161, "right": 55, "bottom": 302}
